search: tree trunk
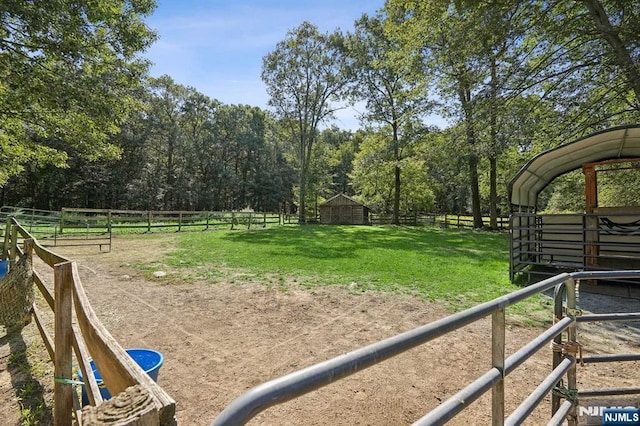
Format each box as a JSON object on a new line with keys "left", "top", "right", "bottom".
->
{"left": 489, "top": 156, "right": 498, "bottom": 230}
{"left": 392, "top": 122, "right": 401, "bottom": 226}
{"left": 489, "top": 56, "right": 498, "bottom": 230}
{"left": 298, "top": 171, "right": 306, "bottom": 224}
{"left": 469, "top": 152, "right": 483, "bottom": 229}
{"left": 459, "top": 82, "right": 483, "bottom": 229}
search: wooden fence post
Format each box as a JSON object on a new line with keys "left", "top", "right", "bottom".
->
{"left": 81, "top": 385, "right": 158, "bottom": 425}
{"left": 147, "top": 212, "right": 152, "bottom": 233}
{"left": 59, "top": 209, "right": 65, "bottom": 234}
{"left": 2, "top": 217, "right": 11, "bottom": 260}
{"left": 54, "top": 261, "right": 74, "bottom": 425}
{"left": 10, "top": 224, "right": 18, "bottom": 267}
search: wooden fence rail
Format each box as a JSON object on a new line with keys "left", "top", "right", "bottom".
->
{"left": 60, "top": 208, "right": 282, "bottom": 233}
{"left": 3, "top": 217, "right": 176, "bottom": 425}
{"left": 369, "top": 213, "right": 510, "bottom": 229}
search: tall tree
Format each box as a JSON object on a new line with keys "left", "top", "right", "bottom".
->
{"left": 262, "top": 21, "right": 349, "bottom": 222}
{"left": 0, "top": 0, "right": 157, "bottom": 185}
{"left": 145, "top": 76, "right": 191, "bottom": 210}
{"left": 385, "top": 0, "right": 490, "bottom": 227}
{"left": 345, "top": 13, "right": 432, "bottom": 224}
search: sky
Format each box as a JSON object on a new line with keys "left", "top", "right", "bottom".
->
{"left": 143, "top": 0, "right": 385, "bottom": 130}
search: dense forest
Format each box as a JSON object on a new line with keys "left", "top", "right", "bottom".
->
{"left": 1, "top": 1, "right": 639, "bottom": 227}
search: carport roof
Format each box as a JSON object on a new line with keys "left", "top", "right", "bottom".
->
{"left": 508, "top": 124, "right": 640, "bottom": 209}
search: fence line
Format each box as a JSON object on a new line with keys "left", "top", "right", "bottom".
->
{"left": 3, "top": 218, "right": 176, "bottom": 425}
{"left": 369, "top": 212, "right": 510, "bottom": 229}
{"left": 1, "top": 207, "right": 510, "bottom": 233}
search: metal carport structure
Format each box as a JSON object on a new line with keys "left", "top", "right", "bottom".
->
{"left": 508, "top": 124, "right": 640, "bottom": 281}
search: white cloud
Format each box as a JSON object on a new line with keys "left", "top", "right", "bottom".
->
{"left": 144, "top": 0, "right": 385, "bottom": 129}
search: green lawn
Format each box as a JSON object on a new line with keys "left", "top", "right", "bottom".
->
{"left": 165, "top": 225, "right": 548, "bottom": 314}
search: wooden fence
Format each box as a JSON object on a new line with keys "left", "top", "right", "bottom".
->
{"left": 2, "top": 217, "right": 176, "bottom": 425}
{"left": 369, "top": 213, "right": 510, "bottom": 229}
{"left": 0, "top": 207, "right": 510, "bottom": 249}
{"left": 0, "top": 207, "right": 285, "bottom": 251}
{"left": 60, "top": 208, "right": 282, "bottom": 233}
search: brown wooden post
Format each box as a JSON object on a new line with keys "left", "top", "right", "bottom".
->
{"left": 582, "top": 164, "right": 599, "bottom": 267}
{"left": 2, "top": 217, "right": 11, "bottom": 260}
{"left": 23, "top": 238, "right": 33, "bottom": 267}
{"left": 59, "top": 208, "right": 65, "bottom": 234}
{"left": 54, "top": 261, "right": 74, "bottom": 425}
{"left": 81, "top": 385, "right": 158, "bottom": 425}
{"left": 10, "top": 224, "right": 18, "bottom": 267}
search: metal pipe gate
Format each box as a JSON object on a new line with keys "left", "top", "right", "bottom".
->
{"left": 211, "top": 270, "right": 640, "bottom": 425}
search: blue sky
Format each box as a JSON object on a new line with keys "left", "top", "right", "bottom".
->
{"left": 143, "top": 0, "right": 385, "bottom": 130}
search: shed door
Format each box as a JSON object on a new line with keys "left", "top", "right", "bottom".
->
{"left": 340, "top": 206, "right": 352, "bottom": 224}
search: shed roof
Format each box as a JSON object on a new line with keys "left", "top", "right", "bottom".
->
{"left": 320, "top": 193, "right": 368, "bottom": 207}
{"left": 508, "top": 124, "right": 640, "bottom": 208}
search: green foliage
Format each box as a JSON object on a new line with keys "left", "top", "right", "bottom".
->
{"left": 166, "top": 225, "right": 520, "bottom": 309}
{"left": 0, "top": 0, "right": 157, "bottom": 185}
{"left": 540, "top": 171, "right": 585, "bottom": 213}
{"left": 598, "top": 164, "right": 640, "bottom": 207}
{"left": 351, "top": 129, "right": 434, "bottom": 213}
{"left": 4, "top": 76, "right": 297, "bottom": 211}
{"left": 4, "top": 0, "right": 640, "bottom": 217}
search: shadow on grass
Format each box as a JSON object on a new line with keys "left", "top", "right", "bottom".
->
{"left": 219, "top": 225, "right": 508, "bottom": 262}
{"left": 1, "top": 328, "right": 52, "bottom": 425}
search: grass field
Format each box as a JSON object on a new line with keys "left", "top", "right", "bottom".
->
{"left": 165, "top": 225, "right": 551, "bottom": 318}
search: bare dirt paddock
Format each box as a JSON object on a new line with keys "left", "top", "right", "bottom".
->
{"left": 2, "top": 234, "right": 640, "bottom": 425}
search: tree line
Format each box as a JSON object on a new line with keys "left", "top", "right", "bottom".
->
{"left": 1, "top": 1, "right": 639, "bottom": 227}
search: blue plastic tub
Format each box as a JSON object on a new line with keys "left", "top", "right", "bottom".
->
{"left": 78, "top": 348, "right": 164, "bottom": 405}
{"left": 0, "top": 260, "right": 9, "bottom": 279}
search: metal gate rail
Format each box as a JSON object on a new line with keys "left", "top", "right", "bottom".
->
{"left": 211, "top": 270, "right": 640, "bottom": 425}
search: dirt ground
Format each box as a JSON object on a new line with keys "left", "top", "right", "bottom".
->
{"left": 2, "top": 234, "right": 640, "bottom": 425}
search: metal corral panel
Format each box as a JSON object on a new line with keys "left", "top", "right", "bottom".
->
{"left": 538, "top": 214, "right": 585, "bottom": 265}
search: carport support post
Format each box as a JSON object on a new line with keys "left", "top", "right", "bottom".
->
{"left": 492, "top": 307, "right": 505, "bottom": 425}
{"left": 582, "top": 164, "right": 599, "bottom": 267}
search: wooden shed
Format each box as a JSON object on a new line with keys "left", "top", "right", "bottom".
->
{"left": 319, "top": 194, "right": 370, "bottom": 225}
